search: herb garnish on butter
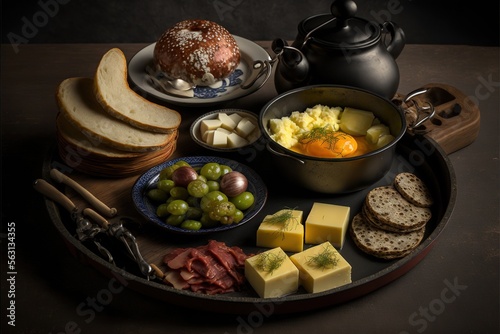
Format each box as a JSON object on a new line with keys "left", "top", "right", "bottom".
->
{"left": 306, "top": 244, "right": 339, "bottom": 271}
{"left": 263, "top": 207, "right": 300, "bottom": 239}
{"left": 255, "top": 251, "right": 286, "bottom": 275}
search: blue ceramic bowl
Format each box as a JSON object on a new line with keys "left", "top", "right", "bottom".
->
{"left": 132, "top": 156, "right": 267, "bottom": 234}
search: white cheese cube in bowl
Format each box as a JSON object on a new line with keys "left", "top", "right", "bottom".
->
{"left": 218, "top": 112, "right": 238, "bottom": 131}
{"left": 211, "top": 129, "right": 229, "bottom": 147}
{"left": 200, "top": 119, "right": 222, "bottom": 134}
{"left": 190, "top": 109, "right": 262, "bottom": 152}
{"left": 202, "top": 130, "right": 215, "bottom": 142}
{"left": 228, "top": 112, "right": 243, "bottom": 124}
{"left": 235, "top": 118, "right": 256, "bottom": 138}
{"left": 227, "top": 132, "right": 249, "bottom": 148}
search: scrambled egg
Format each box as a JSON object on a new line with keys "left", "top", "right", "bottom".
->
{"left": 269, "top": 105, "right": 342, "bottom": 148}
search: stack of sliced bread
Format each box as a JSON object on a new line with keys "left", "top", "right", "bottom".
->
{"left": 350, "top": 172, "right": 433, "bottom": 260}
{"left": 55, "top": 48, "right": 181, "bottom": 177}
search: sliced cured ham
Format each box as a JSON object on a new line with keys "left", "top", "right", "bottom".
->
{"left": 161, "top": 240, "right": 251, "bottom": 294}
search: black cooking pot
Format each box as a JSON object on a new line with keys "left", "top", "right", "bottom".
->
{"left": 273, "top": 0, "right": 405, "bottom": 99}
{"left": 259, "top": 85, "right": 433, "bottom": 194}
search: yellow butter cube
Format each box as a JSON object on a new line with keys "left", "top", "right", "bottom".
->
{"left": 290, "top": 242, "right": 351, "bottom": 293}
{"left": 256, "top": 209, "right": 304, "bottom": 252}
{"left": 245, "top": 247, "right": 299, "bottom": 298}
{"left": 305, "top": 202, "right": 350, "bottom": 248}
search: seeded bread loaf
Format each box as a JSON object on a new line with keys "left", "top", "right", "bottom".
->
{"left": 57, "top": 77, "right": 175, "bottom": 152}
{"left": 94, "top": 48, "right": 181, "bottom": 133}
{"left": 153, "top": 19, "right": 240, "bottom": 86}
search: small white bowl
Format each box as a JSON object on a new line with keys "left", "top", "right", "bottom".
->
{"left": 190, "top": 109, "right": 262, "bottom": 152}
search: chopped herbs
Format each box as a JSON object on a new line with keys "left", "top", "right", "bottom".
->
{"left": 306, "top": 244, "right": 339, "bottom": 270}
{"left": 263, "top": 208, "right": 299, "bottom": 232}
{"left": 299, "top": 126, "right": 340, "bottom": 149}
{"left": 255, "top": 251, "right": 286, "bottom": 275}
{"left": 299, "top": 126, "right": 355, "bottom": 156}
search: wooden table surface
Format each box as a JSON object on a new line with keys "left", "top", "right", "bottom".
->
{"left": 1, "top": 43, "right": 498, "bottom": 333}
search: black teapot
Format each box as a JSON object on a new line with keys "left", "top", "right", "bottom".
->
{"left": 273, "top": 0, "right": 405, "bottom": 99}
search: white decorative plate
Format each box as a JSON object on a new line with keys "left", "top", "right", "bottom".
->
{"left": 128, "top": 36, "right": 272, "bottom": 107}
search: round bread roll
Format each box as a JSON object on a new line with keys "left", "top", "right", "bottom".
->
{"left": 154, "top": 19, "right": 241, "bottom": 86}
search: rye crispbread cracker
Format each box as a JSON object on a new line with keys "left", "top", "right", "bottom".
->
{"left": 362, "top": 204, "right": 426, "bottom": 233}
{"left": 349, "top": 213, "right": 425, "bottom": 260}
{"left": 394, "top": 172, "right": 433, "bottom": 208}
{"left": 365, "top": 186, "right": 432, "bottom": 231}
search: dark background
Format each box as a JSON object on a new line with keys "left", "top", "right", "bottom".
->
{"left": 1, "top": 0, "right": 499, "bottom": 46}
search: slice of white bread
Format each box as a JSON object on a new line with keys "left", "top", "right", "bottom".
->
{"left": 56, "top": 113, "right": 141, "bottom": 158}
{"left": 57, "top": 77, "right": 175, "bottom": 152}
{"left": 94, "top": 48, "right": 181, "bottom": 133}
{"left": 56, "top": 113, "right": 178, "bottom": 177}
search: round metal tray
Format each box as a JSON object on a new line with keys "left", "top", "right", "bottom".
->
{"left": 41, "top": 133, "right": 456, "bottom": 315}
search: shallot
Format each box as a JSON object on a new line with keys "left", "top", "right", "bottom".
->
{"left": 220, "top": 171, "right": 248, "bottom": 197}
{"left": 171, "top": 166, "right": 198, "bottom": 187}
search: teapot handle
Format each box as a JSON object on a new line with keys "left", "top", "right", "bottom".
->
{"left": 382, "top": 21, "right": 406, "bottom": 59}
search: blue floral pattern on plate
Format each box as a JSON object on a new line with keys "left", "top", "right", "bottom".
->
{"left": 193, "top": 70, "right": 243, "bottom": 99}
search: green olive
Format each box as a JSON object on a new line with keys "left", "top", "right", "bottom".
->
{"left": 232, "top": 209, "right": 244, "bottom": 224}
{"left": 170, "top": 186, "right": 189, "bottom": 199}
{"left": 230, "top": 191, "right": 255, "bottom": 210}
{"left": 200, "top": 162, "right": 222, "bottom": 181}
{"left": 147, "top": 188, "right": 168, "bottom": 202}
{"left": 181, "top": 220, "right": 202, "bottom": 231}
{"left": 157, "top": 179, "right": 175, "bottom": 193}
{"left": 166, "top": 214, "right": 185, "bottom": 226}
{"left": 167, "top": 199, "right": 189, "bottom": 215}
{"left": 187, "top": 179, "right": 209, "bottom": 198}
{"left": 156, "top": 203, "right": 170, "bottom": 217}
{"left": 220, "top": 164, "right": 233, "bottom": 175}
{"left": 159, "top": 165, "right": 179, "bottom": 180}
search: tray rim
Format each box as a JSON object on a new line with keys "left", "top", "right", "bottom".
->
{"left": 40, "top": 134, "right": 457, "bottom": 315}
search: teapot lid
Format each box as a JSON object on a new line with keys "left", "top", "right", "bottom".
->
{"left": 298, "top": 0, "right": 380, "bottom": 47}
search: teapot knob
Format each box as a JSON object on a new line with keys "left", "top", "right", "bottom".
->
{"left": 331, "top": 0, "right": 357, "bottom": 27}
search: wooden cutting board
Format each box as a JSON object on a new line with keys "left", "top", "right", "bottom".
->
{"left": 393, "top": 82, "right": 480, "bottom": 155}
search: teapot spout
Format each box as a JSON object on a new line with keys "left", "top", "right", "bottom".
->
{"left": 272, "top": 38, "right": 310, "bottom": 92}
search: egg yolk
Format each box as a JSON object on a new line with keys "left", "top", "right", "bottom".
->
{"left": 293, "top": 132, "right": 359, "bottom": 158}
{"left": 349, "top": 136, "right": 370, "bottom": 157}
